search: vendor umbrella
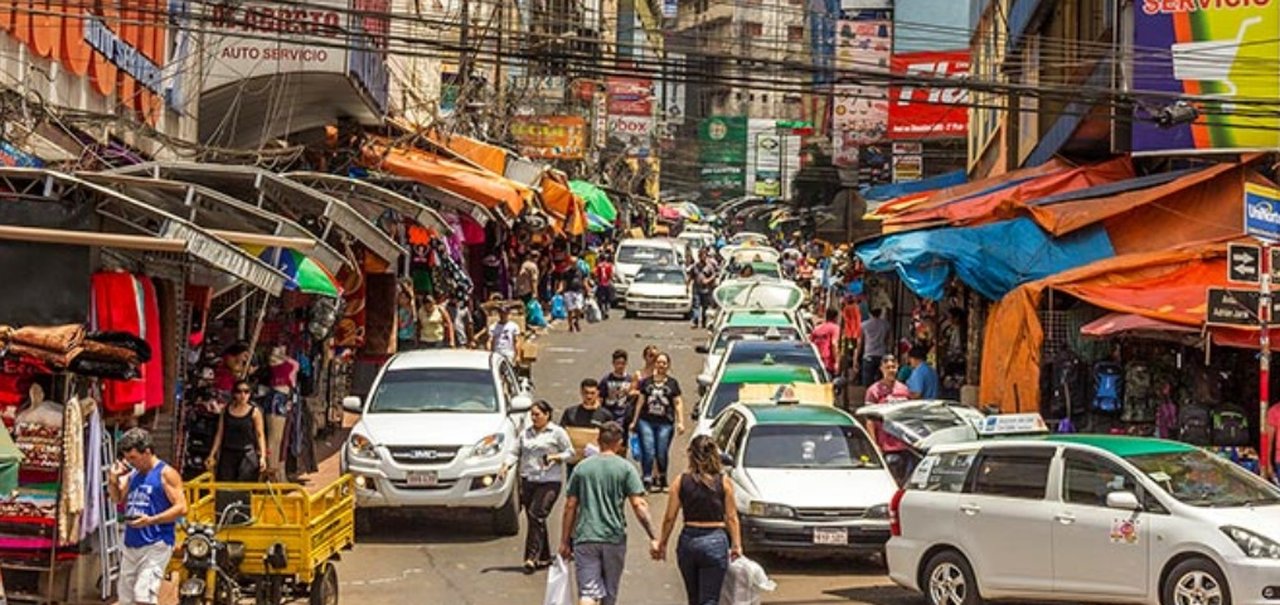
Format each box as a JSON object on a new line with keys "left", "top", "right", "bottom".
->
{"left": 587, "top": 212, "right": 613, "bottom": 233}
{"left": 243, "top": 246, "right": 342, "bottom": 297}
{"left": 569, "top": 180, "right": 617, "bottom": 223}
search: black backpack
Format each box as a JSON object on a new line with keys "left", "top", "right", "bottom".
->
{"left": 1178, "top": 403, "right": 1212, "bottom": 446}
{"left": 1212, "top": 405, "right": 1250, "bottom": 446}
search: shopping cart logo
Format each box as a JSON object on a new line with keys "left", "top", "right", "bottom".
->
{"left": 1170, "top": 17, "right": 1261, "bottom": 110}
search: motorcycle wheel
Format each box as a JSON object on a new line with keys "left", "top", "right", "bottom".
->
{"left": 255, "top": 576, "right": 284, "bottom": 605}
{"left": 309, "top": 562, "right": 339, "bottom": 605}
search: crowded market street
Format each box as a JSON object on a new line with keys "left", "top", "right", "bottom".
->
{"left": 338, "top": 316, "right": 913, "bottom": 605}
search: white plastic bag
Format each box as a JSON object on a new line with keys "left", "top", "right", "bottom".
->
{"left": 544, "top": 555, "right": 574, "bottom": 605}
{"left": 585, "top": 299, "right": 603, "bottom": 323}
{"left": 718, "top": 556, "right": 776, "bottom": 605}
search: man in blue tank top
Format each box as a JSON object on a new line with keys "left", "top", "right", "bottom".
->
{"left": 108, "top": 428, "right": 187, "bottom": 605}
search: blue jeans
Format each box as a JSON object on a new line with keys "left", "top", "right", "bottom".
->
{"left": 636, "top": 418, "right": 674, "bottom": 482}
{"left": 677, "top": 527, "right": 730, "bottom": 605}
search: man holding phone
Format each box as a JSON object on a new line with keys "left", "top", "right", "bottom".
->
{"left": 108, "top": 428, "right": 187, "bottom": 605}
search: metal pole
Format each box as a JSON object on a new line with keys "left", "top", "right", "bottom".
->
{"left": 1262, "top": 241, "right": 1272, "bottom": 477}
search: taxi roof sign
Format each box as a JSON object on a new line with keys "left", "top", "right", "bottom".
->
{"left": 737, "top": 383, "right": 834, "bottom": 407}
{"left": 977, "top": 413, "right": 1049, "bottom": 436}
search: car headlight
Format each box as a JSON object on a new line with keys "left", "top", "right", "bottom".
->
{"left": 748, "top": 501, "right": 795, "bottom": 518}
{"left": 348, "top": 434, "right": 377, "bottom": 461}
{"left": 471, "top": 433, "right": 505, "bottom": 459}
{"left": 1222, "top": 526, "right": 1280, "bottom": 559}
{"left": 185, "top": 534, "right": 212, "bottom": 560}
{"left": 864, "top": 504, "right": 890, "bottom": 519}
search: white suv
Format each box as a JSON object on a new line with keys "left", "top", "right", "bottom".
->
{"left": 340, "top": 350, "right": 532, "bottom": 535}
{"left": 888, "top": 435, "right": 1280, "bottom": 605}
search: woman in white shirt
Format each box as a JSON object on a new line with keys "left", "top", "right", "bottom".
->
{"left": 499, "top": 400, "right": 573, "bottom": 573}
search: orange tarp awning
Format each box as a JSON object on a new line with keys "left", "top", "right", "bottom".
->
{"left": 884, "top": 157, "right": 1135, "bottom": 232}
{"left": 872, "top": 158, "right": 1072, "bottom": 221}
{"left": 427, "top": 131, "right": 510, "bottom": 175}
{"left": 363, "top": 139, "right": 528, "bottom": 218}
{"left": 539, "top": 171, "right": 588, "bottom": 236}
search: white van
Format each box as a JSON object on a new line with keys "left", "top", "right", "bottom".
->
{"left": 613, "top": 238, "right": 684, "bottom": 301}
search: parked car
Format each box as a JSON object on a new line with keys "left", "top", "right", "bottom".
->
{"left": 613, "top": 238, "right": 683, "bottom": 300}
{"left": 697, "top": 313, "right": 804, "bottom": 393}
{"left": 695, "top": 362, "right": 823, "bottom": 435}
{"left": 340, "top": 350, "right": 533, "bottom": 535}
{"left": 713, "top": 402, "right": 897, "bottom": 557}
{"left": 888, "top": 434, "right": 1280, "bottom": 605}
{"left": 700, "top": 339, "right": 827, "bottom": 396}
{"left": 624, "top": 265, "right": 692, "bottom": 319}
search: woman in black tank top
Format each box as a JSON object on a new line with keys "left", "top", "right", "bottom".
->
{"left": 652, "top": 435, "right": 743, "bottom": 605}
{"left": 207, "top": 380, "right": 267, "bottom": 482}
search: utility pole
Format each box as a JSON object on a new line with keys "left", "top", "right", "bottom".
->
{"left": 494, "top": 0, "right": 504, "bottom": 116}
{"left": 459, "top": 0, "right": 471, "bottom": 91}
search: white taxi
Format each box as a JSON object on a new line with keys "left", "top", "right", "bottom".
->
{"left": 887, "top": 434, "right": 1280, "bottom": 605}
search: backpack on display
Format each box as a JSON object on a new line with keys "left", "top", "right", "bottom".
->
{"left": 1212, "top": 405, "right": 1250, "bottom": 446}
{"left": 1092, "top": 362, "right": 1124, "bottom": 414}
{"left": 1178, "top": 403, "right": 1213, "bottom": 446}
{"left": 1121, "top": 362, "right": 1156, "bottom": 423}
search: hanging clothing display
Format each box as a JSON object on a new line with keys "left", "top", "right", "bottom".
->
{"left": 57, "top": 396, "right": 85, "bottom": 544}
{"left": 139, "top": 277, "right": 164, "bottom": 412}
{"left": 92, "top": 272, "right": 147, "bottom": 413}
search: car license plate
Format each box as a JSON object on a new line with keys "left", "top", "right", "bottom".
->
{"left": 406, "top": 471, "right": 438, "bottom": 487}
{"left": 812, "top": 527, "right": 848, "bottom": 545}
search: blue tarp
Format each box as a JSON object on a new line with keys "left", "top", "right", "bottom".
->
{"left": 855, "top": 217, "right": 1115, "bottom": 301}
{"left": 860, "top": 170, "right": 967, "bottom": 202}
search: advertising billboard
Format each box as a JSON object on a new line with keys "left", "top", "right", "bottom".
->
{"left": 1132, "top": 4, "right": 1280, "bottom": 154}
{"left": 887, "top": 50, "right": 970, "bottom": 139}
{"left": 698, "top": 116, "right": 748, "bottom": 164}
{"left": 833, "top": 85, "right": 888, "bottom": 144}
{"left": 606, "top": 76, "right": 654, "bottom": 116}
{"left": 836, "top": 20, "right": 891, "bottom": 72}
{"left": 203, "top": 0, "right": 350, "bottom": 90}
{"left": 510, "top": 116, "right": 587, "bottom": 160}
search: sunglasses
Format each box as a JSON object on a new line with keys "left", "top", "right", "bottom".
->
{"left": 235, "top": 388, "right": 251, "bottom": 394}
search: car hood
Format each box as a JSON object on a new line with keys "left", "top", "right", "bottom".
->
{"left": 743, "top": 468, "right": 898, "bottom": 508}
{"left": 356, "top": 412, "right": 509, "bottom": 447}
{"left": 1197, "top": 504, "right": 1280, "bottom": 540}
{"left": 630, "top": 283, "right": 688, "bottom": 297}
{"left": 616, "top": 263, "right": 644, "bottom": 278}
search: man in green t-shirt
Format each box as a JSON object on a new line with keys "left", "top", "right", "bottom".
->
{"left": 559, "top": 421, "right": 656, "bottom": 605}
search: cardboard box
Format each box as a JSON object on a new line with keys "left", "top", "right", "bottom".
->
{"left": 565, "top": 426, "right": 600, "bottom": 462}
{"left": 519, "top": 341, "right": 539, "bottom": 362}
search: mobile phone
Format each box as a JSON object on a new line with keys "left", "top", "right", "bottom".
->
{"left": 125, "top": 513, "right": 144, "bottom": 522}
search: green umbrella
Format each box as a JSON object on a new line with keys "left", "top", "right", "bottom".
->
{"left": 569, "top": 180, "right": 617, "bottom": 223}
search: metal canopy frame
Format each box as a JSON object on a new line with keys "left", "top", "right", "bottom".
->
{"left": 362, "top": 173, "right": 500, "bottom": 227}
{"left": 112, "top": 163, "right": 405, "bottom": 266}
{"left": 0, "top": 168, "right": 287, "bottom": 295}
{"left": 283, "top": 172, "right": 453, "bottom": 236}
{"left": 78, "top": 172, "right": 349, "bottom": 275}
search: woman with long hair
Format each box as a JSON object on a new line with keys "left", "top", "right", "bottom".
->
{"left": 631, "top": 344, "right": 660, "bottom": 390}
{"left": 631, "top": 352, "right": 685, "bottom": 491}
{"left": 206, "top": 380, "right": 267, "bottom": 482}
{"left": 652, "top": 435, "right": 742, "bottom": 605}
{"left": 499, "top": 400, "right": 574, "bottom": 573}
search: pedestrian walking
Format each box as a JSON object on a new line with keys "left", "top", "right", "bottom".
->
{"left": 561, "top": 254, "right": 587, "bottom": 333}
{"left": 489, "top": 305, "right": 522, "bottom": 363}
{"left": 562, "top": 379, "right": 614, "bottom": 473}
{"left": 205, "top": 380, "right": 267, "bottom": 481}
{"left": 500, "top": 400, "right": 574, "bottom": 574}
{"left": 653, "top": 435, "right": 743, "bottom": 605}
{"left": 517, "top": 250, "right": 541, "bottom": 303}
{"left": 396, "top": 285, "right": 417, "bottom": 352}
{"left": 857, "top": 308, "right": 891, "bottom": 386}
{"left": 809, "top": 307, "right": 841, "bottom": 378}
{"left": 594, "top": 254, "right": 615, "bottom": 318}
{"left": 559, "top": 422, "right": 658, "bottom": 605}
{"left": 865, "top": 356, "right": 912, "bottom": 483}
{"left": 109, "top": 428, "right": 187, "bottom": 605}
{"left": 691, "top": 250, "right": 718, "bottom": 329}
{"left": 631, "top": 353, "right": 685, "bottom": 492}
{"left": 906, "top": 343, "right": 940, "bottom": 400}
{"left": 600, "top": 350, "right": 634, "bottom": 448}
{"left": 632, "top": 345, "right": 659, "bottom": 389}
{"left": 418, "top": 297, "right": 455, "bottom": 348}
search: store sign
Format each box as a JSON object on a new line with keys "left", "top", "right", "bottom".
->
{"left": 593, "top": 92, "right": 608, "bottom": 148}
{"left": 0, "top": 140, "right": 43, "bottom": 168}
{"left": 510, "top": 116, "right": 587, "bottom": 160}
{"left": 608, "top": 115, "right": 654, "bottom": 138}
{"left": 754, "top": 133, "right": 783, "bottom": 197}
{"left": 698, "top": 116, "right": 748, "bottom": 165}
{"left": 1245, "top": 183, "right": 1280, "bottom": 242}
{"left": 700, "top": 165, "right": 746, "bottom": 200}
{"left": 888, "top": 50, "right": 970, "bottom": 139}
{"left": 1132, "top": 5, "right": 1279, "bottom": 154}
{"left": 1227, "top": 242, "right": 1261, "bottom": 284}
{"left": 836, "top": 20, "right": 890, "bottom": 72}
{"left": 203, "top": 0, "right": 349, "bottom": 91}
{"left": 892, "top": 141, "right": 923, "bottom": 182}
{"left": 832, "top": 84, "right": 888, "bottom": 144}
{"left": 1205, "top": 287, "right": 1278, "bottom": 328}
{"left": 606, "top": 76, "right": 653, "bottom": 116}
{"left": 0, "top": 0, "right": 173, "bottom": 124}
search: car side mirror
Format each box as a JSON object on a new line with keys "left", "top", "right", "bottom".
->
{"left": 510, "top": 395, "right": 533, "bottom": 414}
{"left": 720, "top": 452, "right": 735, "bottom": 467}
{"left": 341, "top": 396, "right": 363, "bottom": 414}
{"left": 697, "top": 373, "right": 712, "bottom": 386}
{"left": 695, "top": 345, "right": 709, "bottom": 355}
{"left": 1105, "top": 490, "right": 1142, "bottom": 511}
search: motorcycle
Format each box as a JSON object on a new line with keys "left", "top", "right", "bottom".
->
{"left": 176, "top": 501, "right": 289, "bottom": 605}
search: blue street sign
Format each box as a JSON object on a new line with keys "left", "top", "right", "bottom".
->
{"left": 1245, "top": 183, "right": 1280, "bottom": 242}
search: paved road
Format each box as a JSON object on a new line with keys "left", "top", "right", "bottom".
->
{"left": 338, "top": 316, "right": 921, "bottom": 605}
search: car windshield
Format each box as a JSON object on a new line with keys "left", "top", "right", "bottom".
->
{"left": 743, "top": 424, "right": 882, "bottom": 469}
{"left": 725, "top": 345, "right": 818, "bottom": 369}
{"left": 618, "top": 246, "right": 675, "bottom": 265}
{"left": 712, "top": 327, "right": 800, "bottom": 353}
{"left": 635, "top": 268, "right": 686, "bottom": 284}
{"left": 368, "top": 368, "right": 498, "bottom": 413}
{"left": 1127, "top": 450, "right": 1280, "bottom": 507}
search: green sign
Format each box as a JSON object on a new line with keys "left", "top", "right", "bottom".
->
{"left": 699, "top": 116, "right": 748, "bottom": 164}
{"left": 700, "top": 164, "right": 745, "bottom": 199}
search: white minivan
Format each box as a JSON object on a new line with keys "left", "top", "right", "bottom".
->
{"left": 340, "top": 350, "right": 532, "bottom": 535}
{"left": 887, "top": 434, "right": 1280, "bottom": 605}
{"left": 613, "top": 238, "right": 683, "bottom": 301}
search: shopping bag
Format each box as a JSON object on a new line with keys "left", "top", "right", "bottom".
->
{"left": 551, "top": 295, "right": 568, "bottom": 320}
{"left": 544, "top": 555, "right": 574, "bottom": 605}
{"left": 629, "top": 433, "right": 642, "bottom": 459}
{"left": 718, "top": 556, "right": 776, "bottom": 605}
{"left": 584, "top": 299, "right": 602, "bottom": 323}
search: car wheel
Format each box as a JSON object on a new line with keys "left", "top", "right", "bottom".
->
{"left": 1163, "top": 558, "right": 1231, "bottom": 605}
{"left": 493, "top": 486, "right": 521, "bottom": 536}
{"left": 923, "top": 550, "right": 981, "bottom": 605}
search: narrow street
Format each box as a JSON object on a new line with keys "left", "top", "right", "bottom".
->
{"left": 337, "top": 316, "right": 917, "bottom": 604}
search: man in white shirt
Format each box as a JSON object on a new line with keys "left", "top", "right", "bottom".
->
{"left": 489, "top": 306, "right": 522, "bottom": 362}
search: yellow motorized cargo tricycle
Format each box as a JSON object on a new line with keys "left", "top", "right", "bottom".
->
{"left": 168, "top": 474, "right": 355, "bottom": 605}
